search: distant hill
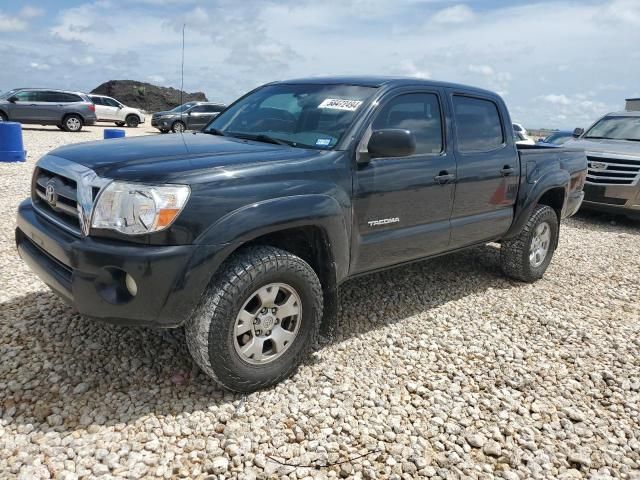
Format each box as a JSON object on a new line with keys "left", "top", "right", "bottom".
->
{"left": 91, "top": 80, "right": 207, "bottom": 113}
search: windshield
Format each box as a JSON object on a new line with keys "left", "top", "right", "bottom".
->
{"left": 170, "top": 102, "right": 197, "bottom": 113}
{"left": 204, "top": 83, "right": 378, "bottom": 149}
{"left": 0, "top": 89, "right": 18, "bottom": 100}
{"left": 584, "top": 116, "right": 640, "bottom": 141}
{"left": 544, "top": 132, "right": 572, "bottom": 144}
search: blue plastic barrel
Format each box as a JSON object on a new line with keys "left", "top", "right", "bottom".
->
{"left": 0, "top": 122, "right": 26, "bottom": 162}
{"left": 104, "top": 129, "right": 125, "bottom": 139}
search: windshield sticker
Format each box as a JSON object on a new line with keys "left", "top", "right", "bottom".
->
{"left": 315, "top": 138, "right": 331, "bottom": 146}
{"left": 318, "top": 98, "right": 363, "bottom": 111}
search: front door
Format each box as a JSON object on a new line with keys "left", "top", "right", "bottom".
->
{"left": 8, "top": 90, "right": 39, "bottom": 122}
{"left": 352, "top": 90, "right": 456, "bottom": 274}
{"left": 446, "top": 91, "right": 518, "bottom": 248}
{"left": 100, "top": 97, "right": 122, "bottom": 121}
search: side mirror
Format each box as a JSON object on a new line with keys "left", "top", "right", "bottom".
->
{"left": 367, "top": 129, "right": 416, "bottom": 158}
{"left": 8, "top": 96, "right": 17, "bottom": 103}
{"left": 573, "top": 127, "right": 584, "bottom": 138}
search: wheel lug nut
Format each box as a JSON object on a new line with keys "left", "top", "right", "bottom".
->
{"left": 255, "top": 329, "right": 261, "bottom": 335}
{"left": 265, "top": 330, "right": 271, "bottom": 336}
{"left": 261, "top": 308, "right": 267, "bottom": 314}
{"left": 254, "top": 318, "right": 259, "bottom": 325}
{"left": 272, "top": 308, "right": 277, "bottom": 314}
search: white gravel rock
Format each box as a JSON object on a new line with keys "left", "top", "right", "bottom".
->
{"left": 0, "top": 125, "right": 639, "bottom": 478}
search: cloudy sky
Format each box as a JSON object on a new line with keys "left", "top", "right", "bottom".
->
{"left": 1, "top": 0, "right": 639, "bottom": 128}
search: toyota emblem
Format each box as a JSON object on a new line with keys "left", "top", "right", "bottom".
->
{"left": 45, "top": 182, "right": 57, "bottom": 207}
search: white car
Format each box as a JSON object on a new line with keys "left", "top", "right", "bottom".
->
{"left": 514, "top": 131, "right": 535, "bottom": 145}
{"left": 88, "top": 94, "right": 145, "bottom": 128}
{"left": 513, "top": 122, "right": 528, "bottom": 137}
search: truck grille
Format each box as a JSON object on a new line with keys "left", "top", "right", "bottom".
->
{"left": 586, "top": 155, "right": 640, "bottom": 186}
{"left": 32, "top": 167, "right": 82, "bottom": 235}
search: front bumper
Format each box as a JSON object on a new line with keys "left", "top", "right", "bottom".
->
{"left": 582, "top": 184, "right": 640, "bottom": 216}
{"left": 16, "top": 200, "right": 230, "bottom": 328}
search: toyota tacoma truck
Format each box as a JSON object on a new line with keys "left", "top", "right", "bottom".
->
{"left": 568, "top": 111, "right": 640, "bottom": 219}
{"left": 16, "top": 77, "right": 587, "bottom": 392}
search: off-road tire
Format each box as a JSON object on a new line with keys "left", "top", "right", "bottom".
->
{"left": 185, "top": 246, "right": 323, "bottom": 392}
{"left": 62, "top": 114, "right": 83, "bottom": 132}
{"left": 501, "top": 204, "right": 559, "bottom": 282}
{"left": 125, "top": 115, "right": 140, "bottom": 128}
{"left": 171, "top": 120, "right": 186, "bottom": 133}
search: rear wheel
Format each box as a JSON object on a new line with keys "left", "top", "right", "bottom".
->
{"left": 62, "top": 114, "right": 83, "bottom": 132}
{"left": 125, "top": 115, "right": 140, "bottom": 128}
{"left": 501, "top": 205, "right": 559, "bottom": 282}
{"left": 185, "top": 246, "right": 323, "bottom": 392}
{"left": 171, "top": 120, "right": 186, "bottom": 133}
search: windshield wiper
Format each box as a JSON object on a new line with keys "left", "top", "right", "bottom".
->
{"left": 228, "top": 132, "right": 292, "bottom": 146}
{"left": 203, "top": 128, "right": 226, "bottom": 137}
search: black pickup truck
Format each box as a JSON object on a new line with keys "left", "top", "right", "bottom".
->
{"left": 16, "top": 77, "right": 587, "bottom": 392}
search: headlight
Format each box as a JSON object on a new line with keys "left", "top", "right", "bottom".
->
{"left": 91, "top": 181, "right": 190, "bottom": 235}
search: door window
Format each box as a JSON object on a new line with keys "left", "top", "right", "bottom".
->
{"left": 372, "top": 93, "right": 443, "bottom": 154}
{"left": 90, "top": 96, "right": 104, "bottom": 105}
{"left": 190, "top": 105, "right": 209, "bottom": 113}
{"left": 453, "top": 95, "right": 504, "bottom": 152}
{"left": 104, "top": 97, "right": 121, "bottom": 107}
{"left": 13, "top": 91, "right": 38, "bottom": 102}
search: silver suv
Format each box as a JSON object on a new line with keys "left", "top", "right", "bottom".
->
{"left": 0, "top": 88, "right": 97, "bottom": 132}
{"left": 568, "top": 111, "right": 640, "bottom": 219}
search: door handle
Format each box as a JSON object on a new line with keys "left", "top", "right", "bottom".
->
{"left": 500, "top": 165, "right": 515, "bottom": 176}
{"left": 434, "top": 171, "right": 456, "bottom": 184}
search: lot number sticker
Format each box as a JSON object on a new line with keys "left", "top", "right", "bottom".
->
{"left": 318, "top": 98, "right": 363, "bottom": 111}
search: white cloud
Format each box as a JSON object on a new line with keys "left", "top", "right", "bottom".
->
{"left": 71, "top": 55, "right": 95, "bottom": 66}
{"left": 399, "top": 59, "right": 431, "bottom": 79}
{"left": 432, "top": 4, "right": 475, "bottom": 24}
{"left": 540, "top": 94, "right": 571, "bottom": 105}
{"left": 468, "top": 64, "right": 494, "bottom": 76}
{"left": 29, "top": 62, "right": 50, "bottom": 71}
{"left": 0, "top": 12, "right": 27, "bottom": 32}
{"left": 19, "top": 6, "right": 44, "bottom": 19}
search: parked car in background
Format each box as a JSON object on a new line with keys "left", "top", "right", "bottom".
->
{"left": 567, "top": 111, "right": 640, "bottom": 219}
{"left": 151, "top": 102, "right": 226, "bottom": 133}
{"left": 0, "top": 88, "right": 96, "bottom": 132}
{"left": 513, "top": 122, "right": 528, "bottom": 137}
{"left": 15, "top": 76, "right": 586, "bottom": 391}
{"left": 88, "top": 94, "right": 145, "bottom": 128}
{"left": 540, "top": 130, "right": 573, "bottom": 145}
{"left": 514, "top": 131, "right": 535, "bottom": 145}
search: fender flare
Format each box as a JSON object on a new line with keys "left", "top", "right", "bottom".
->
{"left": 504, "top": 169, "right": 569, "bottom": 239}
{"left": 196, "top": 194, "right": 351, "bottom": 282}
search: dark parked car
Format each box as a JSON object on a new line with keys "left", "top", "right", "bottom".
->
{"left": 539, "top": 130, "right": 573, "bottom": 145}
{"left": 16, "top": 76, "right": 586, "bottom": 392}
{"left": 151, "top": 102, "right": 226, "bottom": 133}
{"left": 0, "top": 88, "right": 97, "bottom": 132}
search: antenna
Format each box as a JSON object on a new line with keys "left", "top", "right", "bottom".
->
{"left": 180, "top": 23, "right": 185, "bottom": 129}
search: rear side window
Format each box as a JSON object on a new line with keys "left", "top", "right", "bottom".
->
{"left": 372, "top": 93, "right": 443, "bottom": 154}
{"left": 89, "top": 96, "right": 103, "bottom": 105}
{"left": 54, "top": 92, "right": 82, "bottom": 103}
{"left": 453, "top": 95, "right": 504, "bottom": 152}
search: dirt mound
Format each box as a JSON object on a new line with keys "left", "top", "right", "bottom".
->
{"left": 91, "top": 80, "right": 207, "bottom": 113}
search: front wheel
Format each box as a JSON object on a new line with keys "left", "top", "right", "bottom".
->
{"left": 185, "top": 246, "right": 323, "bottom": 392}
{"left": 125, "top": 115, "right": 140, "bottom": 128}
{"left": 501, "top": 205, "right": 559, "bottom": 282}
{"left": 171, "top": 120, "right": 186, "bottom": 133}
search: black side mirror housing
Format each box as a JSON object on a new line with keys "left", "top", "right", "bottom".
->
{"left": 8, "top": 96, "right": 17, "bottom": 103}
{"left": 367, "top": 129, "right": 416, "bottom": 159}
{"left": 573, "top": 127, "right": 584, "bottom": 138}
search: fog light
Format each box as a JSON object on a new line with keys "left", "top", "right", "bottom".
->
{"left": 125, "top": 273, "right": 138, "bottom": 297}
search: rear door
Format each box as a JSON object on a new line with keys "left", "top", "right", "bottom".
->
{"left": 38, "top": 91, "right": 69, "bottom": 122}
{"left": 446, "top": 91, "right": 518, "bottom": 248}
{"left": 187, "top": 105, "right": 222, "bottom": 130}
{"left": 351, "top": 88, "right": 456, "bottom": 273}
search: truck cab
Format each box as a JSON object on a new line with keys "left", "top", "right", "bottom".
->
{"left": 16, "top": 77, "right": 587, "bottom": 392}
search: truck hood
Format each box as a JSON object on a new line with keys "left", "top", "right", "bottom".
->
{"left": 565, "top": 138, "right": 640, "bottom": 157}
{"left": 47, "top": 132, "right": 311, "bottom": 180}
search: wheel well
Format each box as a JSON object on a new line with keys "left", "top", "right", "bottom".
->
{"left": 126, "top": 113, "right": 140, "bottom": 121}
{"left": 242, "top": 226, "right": 338, "bottom": 332}
{"left": 0, "top": 110, "right": 7, "bottom": 120}
{"left": 63, "top": 112, "right": 83, "bottom": 122}
{"left": 537, "top": 187, "right": 564, "bottom": 218}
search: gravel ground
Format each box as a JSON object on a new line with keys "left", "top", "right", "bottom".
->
{"left": 1, "top": 124, "right": 639, "bottom": 480}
